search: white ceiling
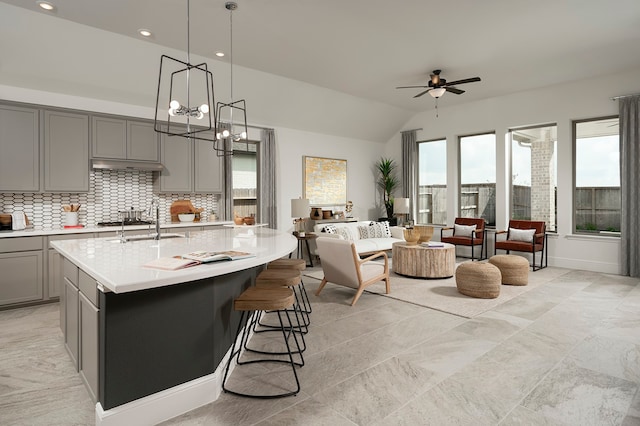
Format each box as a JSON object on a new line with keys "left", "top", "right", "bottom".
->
{"left": 3, "top": 0, "right": 640, "bottom": 114}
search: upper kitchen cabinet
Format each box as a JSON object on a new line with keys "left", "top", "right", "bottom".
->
{"left": 0, "top": 104, "right": 40, "bottom": 192}
{"left": 43, "top": 110, "right": 89, "bottom": 192}
{"left": 92, "top": 116, "right": 159, "bottom": 162}
{"left": 156, "top": 129, "right": 223, "bottom": 193}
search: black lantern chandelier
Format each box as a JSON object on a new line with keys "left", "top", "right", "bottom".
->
{"left": 154, "top": 0, "right": 217, "bottom": 142}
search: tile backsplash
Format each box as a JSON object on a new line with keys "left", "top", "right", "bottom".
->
{"left": 0, "top": 170, "right": 219, "bottom": 230}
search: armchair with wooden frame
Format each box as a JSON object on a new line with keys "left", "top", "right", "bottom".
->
{"left": 315, "top": 237, "right": 390, "bottom": 306}
{"left": 494, "top": 220, "right": 548, "bottom": 271}
{"left": 440, "top": 217, "right": 486, "bottom": 261}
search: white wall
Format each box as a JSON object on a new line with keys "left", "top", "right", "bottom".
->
{"left": 388, "top": 66, "right": 640, "bottom": 274}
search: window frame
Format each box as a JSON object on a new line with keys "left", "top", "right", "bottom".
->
{"left": 417, "top": 137, "right": 448, "bottom": 225}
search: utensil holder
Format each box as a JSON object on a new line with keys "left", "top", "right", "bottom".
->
{"left": 64, "top": 212, "right": 79, "bottom": 226}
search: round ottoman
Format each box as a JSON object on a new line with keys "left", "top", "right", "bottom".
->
{"left": 455, "top": 262, "right": 501, "bottom": 299}
{"left": 489, "top": 255, "right": 529, "bottom": 286}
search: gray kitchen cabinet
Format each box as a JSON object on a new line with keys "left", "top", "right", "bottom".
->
{"left": 48, "top": 249, "right": 62, "bottom": 300}
{"left": 157, "top": 129, "right": 224, "bottom": 193}
{"left": 92, "top": 116, "right": 159, "bottom": 162}
{"left": 64, "top": 277, "right": 80, "bottom": 370}
{"left": 0, "top": 104, "right": 40, "bottom": 192}
{"left": 63, "top": 258, "right": 80, "bottom": 370}
{"left": 79, "top": 288, "right": 99, "bottom": 402}
{"left": 0, "top": 237, "right": 44, "bottom": 307}
{"left": 157, "top": 129, "right": 193, "bottom": 192}
{"left": 43, "top": 110, "right": 89, "bottom": 192}
{"left": 194, "top": 138, "right": 224, "bottom": 193}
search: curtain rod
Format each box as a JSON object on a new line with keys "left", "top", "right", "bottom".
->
{"left": 401, "top": 128, "right": 422, "bottom": 133}
{"left": 611, "top": 93, "right": 640, "bottom": 100}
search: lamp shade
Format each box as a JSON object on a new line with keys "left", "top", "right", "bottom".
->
{"left": 291, "top": 198, "right": 310, "bottom": 218}
{"left": 394, "top": 198, "right": 410, "bottom": 214}
{"left": 429, "top": 88, "right": 446, "bottom": 98}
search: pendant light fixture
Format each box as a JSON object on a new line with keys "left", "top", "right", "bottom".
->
{"left": 154, "top": 0, "right": 217, "bottom": 142}
{"left": 214, "top": 1, "right": 248, "bottom": 156}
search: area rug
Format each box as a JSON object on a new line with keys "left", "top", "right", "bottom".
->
{"left": 304, "top": 262, "right": 558, "bottom": 318}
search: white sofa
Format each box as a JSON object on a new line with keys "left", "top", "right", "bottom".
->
{"left": 312, "top": 220, "right": 405, "bottom": 255}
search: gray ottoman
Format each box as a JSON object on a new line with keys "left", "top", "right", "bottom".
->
{"left": 455, "top": 262, "right": 501, "bottom": 299}
{"left": 489, "top": 254, "right": 529, "bottom": 286}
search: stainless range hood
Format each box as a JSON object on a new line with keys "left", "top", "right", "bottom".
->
{"left": 91, "top": 159, "right": 164, "bottom": 172}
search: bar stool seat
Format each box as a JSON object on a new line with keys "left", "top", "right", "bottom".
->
{"left": 222, "top": 286, "right": 302, "bottom": 399}
{"left": 256, "top": 268, "right": 310, "bottom": 333}
{"left": 268, "top": 258, "right": 306, "bottom": 271}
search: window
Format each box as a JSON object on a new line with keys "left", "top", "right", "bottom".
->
{"left": 509, "top": 124, "right": 557, "bottom": 232}
{"left": 232, "top": 140, "right": 258, "bottom": 218}
{"left": 574, "top": 117, "right": 620, "bottom": 234}
{"left": 459, "top": 133, "right": 496, "bottom": 226}
{"left": 417, "top": 138, "right": 447, "bottom": 225}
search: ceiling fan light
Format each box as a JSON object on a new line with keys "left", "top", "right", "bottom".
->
{"left": 429, "top": 88, "right": 446, "bottom": 98}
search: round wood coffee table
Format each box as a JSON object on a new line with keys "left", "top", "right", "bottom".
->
{"left": 392, "top": 241, "right": 456, "bottom": 278}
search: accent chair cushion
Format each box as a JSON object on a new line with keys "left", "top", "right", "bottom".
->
{"left": 509, "top": 228, "right": 535, "bottom": 242}
{"left": 454, "top": 224, "right": 476, "bottom": 238}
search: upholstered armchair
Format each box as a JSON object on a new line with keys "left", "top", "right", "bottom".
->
{"left": 315, "top": 237, "right": 390, "bottom": 306}
{"left": 440, "top": 217, "right": 486, "bottom": 261}
{"left": 494, "top": 220, "right": 548, "bottom": 271}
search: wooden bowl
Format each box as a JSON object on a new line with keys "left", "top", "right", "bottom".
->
{"left": 243, "top": 217, "right": 255, "bottom": 225}
{"left": 414, "top": 225, "right": 434, "bottom": 243}
{"left": 403, "top": 228, "right": 421, "bottom": 245}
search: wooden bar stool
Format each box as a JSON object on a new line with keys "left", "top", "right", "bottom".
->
{"left": 222, "top": 286, "right": 302, "bottom": 399}
{"left": 267, "top": 258, "right": 312, "bottom": 315}
{"left": 256, "top": 269, "right": 310, "bottom": 333}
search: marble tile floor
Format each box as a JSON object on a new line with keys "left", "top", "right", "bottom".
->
{"left": 1, "top": 266, "right": 639, "bottom": 425}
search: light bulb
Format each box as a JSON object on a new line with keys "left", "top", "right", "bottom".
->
{"left": 216, "top": 132, "right": 221, "bottom": 140}
{"left": 168, "top": 108, "right": 176, "bottom": 117}
{"left": 169, "top": 100, "right": 180, "bottom": 109}
{"left": 240, "top": 131, "right": 247, "bottom": 139}
{"left": 222, "top": 130, "right": 230, "bottom": 138}
{"left": 199, "top": 104, "right": 209, "bottom": 114}
{"left": 196, "top": 111, "right": 204, "bottom": 120}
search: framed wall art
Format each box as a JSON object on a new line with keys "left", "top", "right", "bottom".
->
{"left": 303, "top": 156, "right": 347, "bottom": 206}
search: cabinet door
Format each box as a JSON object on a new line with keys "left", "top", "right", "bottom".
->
{"left": 44, "top": 110, "right": 89, "bottom": 192}
{"left": 48, "top": 249, "right": 63, "bottom": 299}
{"left": 127, "top": 121, "right": 159, "bottom": 161}
{"left": 158, "top": 131, "right": 193, "bottom": 193}
{"left": 0, "top": 251, "right": 43, "bottom": 306}
{"left": 79, "top": 291, "right": 99, "bottom": 402}
{"left": 194, "top": 138, "right": 224, "bottom": 193}
{"left": 64, "top": 278, "right": 79, "bottom": 371}
{"left": 0, "top": 105, "right": 40, "bottom": 192}
{"left": 92, "top": 116, "right": 127, "bottom": 159}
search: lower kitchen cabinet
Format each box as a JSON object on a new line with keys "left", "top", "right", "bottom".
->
{"left": 48, "top": 249, "right": 62, "bottom": 299}
{"left": 79, "top": 290, "right": 99, "bottom": 402}
{"left": 64, "top": 277, "right": 80, "bottom": 370}
{"left": 0, "top": 237, "right": 44, "bottom": 308}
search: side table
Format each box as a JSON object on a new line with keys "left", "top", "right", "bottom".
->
{"left": 290, "top": 232, "right": 318, "bottom": 267}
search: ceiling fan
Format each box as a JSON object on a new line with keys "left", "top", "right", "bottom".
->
{"left": 396, "top": 69, "right": 481, "bottom": 99}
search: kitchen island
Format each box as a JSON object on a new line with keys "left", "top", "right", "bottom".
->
{"left": 50, "top": 227, "right": 297, "bottom": 426}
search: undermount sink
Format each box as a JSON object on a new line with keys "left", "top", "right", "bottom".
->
{"left": 106, "top": 233, "right": 186, "bottom": 243}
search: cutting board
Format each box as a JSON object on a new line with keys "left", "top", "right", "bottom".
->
{"left": 169, "top": 200, "right": 204, "bottom": 223}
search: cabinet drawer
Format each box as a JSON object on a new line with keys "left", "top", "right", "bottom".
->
{"left": 63, "top": 257, "right": 79, "bottom": 287}
{"left": 78, "top": 269, "right": 99, "bottom": 307}
{"left": 48, "top": 233, "right": 95, "bottom": 243}
{"left": 0, "top": 236, "right": 43, "bottom": 253}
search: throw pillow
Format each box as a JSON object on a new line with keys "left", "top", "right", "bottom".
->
{"left": 322, "top": 224, "right": 337, "bottom": 234}
{"left": 454, "top": 224, "right": 476, "bottom": 238}
{"left": 370, "top": 221, "right": 392, "bottom": 238}
{"left": 509, "top": 228, "right": 536, "bottom": 242}
{"left": 336, "top": 227, "right": 355, "bottom": 241}
{"left": 357, "top": 225, "right": 371, "bottom": 239}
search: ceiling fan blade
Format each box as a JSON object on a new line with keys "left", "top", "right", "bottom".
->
{"left": 445, "top": 87, "right": 465, "bottom": 95}
{"left": 396, "top": 85, "right": 429, "bottom": 89}
{"left": 444, "top": 77, "right": 481, "bottom": 86}
{"left": 413, "top": 89, "right": 432, "bottom": 98}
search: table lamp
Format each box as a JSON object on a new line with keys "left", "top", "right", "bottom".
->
{"left": 291, "top": 198, "right": 310, "bottom": 236}
{"left": 394, "top": 197, "right": 410, "bottom": 227}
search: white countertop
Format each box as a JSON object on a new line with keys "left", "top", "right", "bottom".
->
{"left": 50, "top": 227, "right": 297, "bottom": 294}
{"left": 0, "top": 220, "right": 233, "bottom": 238}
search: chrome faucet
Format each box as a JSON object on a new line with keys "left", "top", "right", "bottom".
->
{"left": 148, "top": 198, "right": 161, "bottom": 240}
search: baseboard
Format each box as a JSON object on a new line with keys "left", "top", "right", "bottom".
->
{"left": 549, "top": 256, "right": 620, "bottom": 275}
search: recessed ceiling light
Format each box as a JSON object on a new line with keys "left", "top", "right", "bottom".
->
{"left": 215, "top": 51, "right": 225, "bottom": 57}
{"left": 37, "top": 1, "right": 55, "bottom": 11}
{"left": 138, "top": 29, "right": 152, "bottom": 37}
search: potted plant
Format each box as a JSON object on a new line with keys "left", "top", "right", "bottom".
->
{"left": 375, "top": 157, "right": 400, "bottom": 219}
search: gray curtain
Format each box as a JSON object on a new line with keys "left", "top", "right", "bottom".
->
{"left": 401, "top": 130, "right": 418, "bottom": 221}
{"left": 259, "top": 128, "right": 277, "bottom": 229}
{"left": 619, "top": 95, "right": 640, "bottom": 277}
